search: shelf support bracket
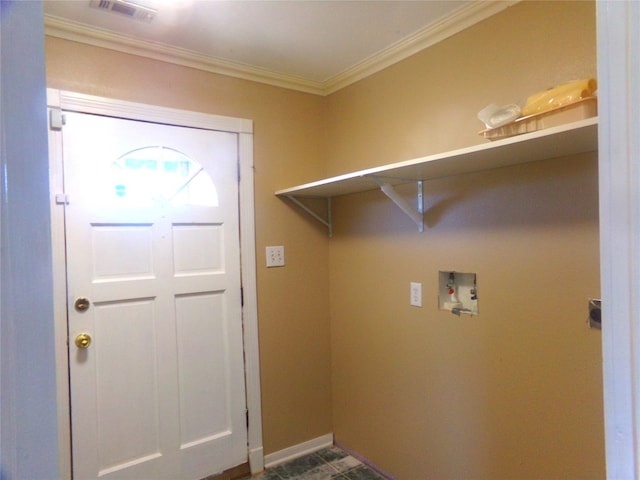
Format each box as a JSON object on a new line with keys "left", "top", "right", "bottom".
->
{"left": 377, "top": 180, "right": 424, "bottom": 232}
{"left": 284, "top": 195, "right": 333, "bottom": 237}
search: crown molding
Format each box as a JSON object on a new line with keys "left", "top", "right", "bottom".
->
{"left": 323, "top": 1, "right": 520, "bottom": 95}
{"left": 44, "top": 15, "right": 325, "bottom": 95}
{"left": 45, "top": 1, "right": 518, "bottom": 97}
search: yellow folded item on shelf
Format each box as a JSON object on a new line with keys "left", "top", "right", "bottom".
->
{"left": 478, "top": 97, "right": 597, "bottom": 141}
{"left": 522, "top": 78, "right": 597, "bottom": 116}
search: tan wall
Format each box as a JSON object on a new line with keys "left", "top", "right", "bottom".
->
{"left": 327, "top": 1, "right": 603, "bottom": 479}
{"left": 45, "top": 38, "right": 333, "bottom": 455}
{"left": 47, "top": 0, "right": 605, "bottom": 477}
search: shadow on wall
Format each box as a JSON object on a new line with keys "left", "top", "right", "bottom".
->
{"left": 336, "top": 152, "right": 599, "bottom": 235}
{"left": 426, "top": 152, "right": 597, "bottom": 230}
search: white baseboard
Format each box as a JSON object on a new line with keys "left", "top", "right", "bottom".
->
{"left": 264, "top": 433, "right": 334, "bottom": 469}
{"left": 249, "top": 446, "right": 264, "bottom": 474}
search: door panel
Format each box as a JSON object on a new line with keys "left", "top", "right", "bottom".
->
{"left": 91, "top": 224, "right": 155, "bottom": 280}
{"left": 94, "top": 299, "right": 161, "bottom": 471}
{"left": 175, "top": 292, "right": 230, "bottom": 444}
{"left": 63, "top": 111, "right": 247, "bottom": 479}
{"left": 172, "top": 223, "right": 224, "bottom": 274}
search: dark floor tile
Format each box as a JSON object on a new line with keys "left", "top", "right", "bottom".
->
{"left": 314, "top": 446, "right": 350, "bottom": 463}
{"left": 326, "top": 455, "right": 362, "bottom": 475}
{"left": 272, "top": 454, "right": 326, "bottom": 479}
{"left": 341, "top": 465, "right": 386, "bottom": 480}
{"left": 241, "top": 446, "right": 386, "bottom": 480}
{"left": 291, "top": 463, "right": 340, "bottom": 480}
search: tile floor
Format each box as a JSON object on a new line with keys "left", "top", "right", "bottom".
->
{"left": 241, "top": 446, "right": 387, "bottom": 480}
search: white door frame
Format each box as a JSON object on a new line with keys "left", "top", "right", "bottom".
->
{"left": 597, "top": 2, "right": 640, "bottom": 478}
{"left": 47, "top": 89, "right": 264, "bottom": 479}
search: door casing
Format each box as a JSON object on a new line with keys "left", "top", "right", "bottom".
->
{"left": 47, "top": 89, "right": 264, "bottom": 479}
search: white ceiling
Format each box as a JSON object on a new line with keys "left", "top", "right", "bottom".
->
{"left": 43, "top": 0, "right": 516, "bottom": 95}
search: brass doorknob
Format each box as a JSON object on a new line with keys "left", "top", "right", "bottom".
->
{"left": 74, "top": 297, "right": 90, "bottom": 312}
{"left": 75, "top": 333, "right": 92, "bottom": 349}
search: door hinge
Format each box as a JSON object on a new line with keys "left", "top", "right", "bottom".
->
{"left": 246, "top": 409, "right": 249, "bottom": 428}
{"left": 240, "top": 287, "right": 244, "bottom": 307}
{"left": 55, "top": 193, "right": 70, "bottom": 205}
{"left": 49, "top": 108, "right": 66, "bottom": 131}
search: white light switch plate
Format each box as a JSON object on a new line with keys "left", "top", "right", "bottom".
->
{"left": 266, "top": 246, "right": 285, "bottom": 267}
{"left": 410, "top": 282, "right": 422, "bottom": 307}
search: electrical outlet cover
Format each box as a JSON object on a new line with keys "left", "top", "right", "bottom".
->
{"left": 266, "top": 246, "right": 285, "bottom": 267}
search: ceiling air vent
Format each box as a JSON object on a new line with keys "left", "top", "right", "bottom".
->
{"left": 90, "top": 0, "right": 157, "bottom": 23}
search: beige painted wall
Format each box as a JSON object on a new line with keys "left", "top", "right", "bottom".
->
{"left": 327, "top": 1, "right": 603, "bottom": 479}
{"left": 45, "top": 38, "right": 333, "bottom": 455}
{"left": 46, "top": 0, "right": 605, "bottom": 477}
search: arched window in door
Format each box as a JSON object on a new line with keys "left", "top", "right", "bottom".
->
{"left": 111, "top": 146, "right": 218, "bottom": 207}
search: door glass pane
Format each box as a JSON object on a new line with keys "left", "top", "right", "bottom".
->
{"left": 111, "top": 147, "right": 218, "bottom": 207}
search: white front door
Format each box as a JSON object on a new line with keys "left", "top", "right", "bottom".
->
{"left": 63, "top": 111, "right": 247, "bottom": 480}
